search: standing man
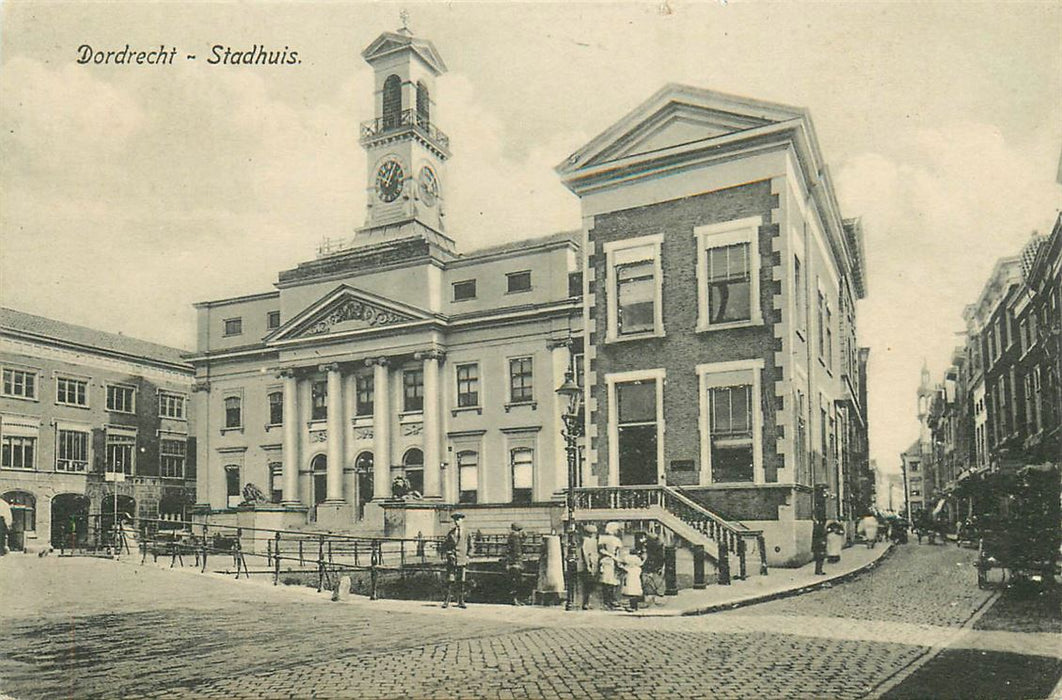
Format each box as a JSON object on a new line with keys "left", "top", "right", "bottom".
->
{"left": 577, "top": 524, "right": 600, "bottom": 610}
{"left": 812, "top": 519, "right": 827, "bottom": 575}
{"left": 442, "top": 512, "right": 472, "bottom": 609}
{"left": 505, "top": 522, "right": 525, "bottom": 605}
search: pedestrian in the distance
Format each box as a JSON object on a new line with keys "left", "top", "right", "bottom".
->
{"left": 442, "top": 512, "right": 472, "bottom": 609}
{"left": 598, "top": 521, "right": 623, "bottom": 609}
{"left": 505, "top": 522, "right": 525, "bottom": 606}
{"left": 811, "top": 520, "right": 827, "bottom": 575}
{"left": 857, "top": 513, "right": 879, "bottom": 549}
{"left": 577, "top": 523, "right": 600, "bottom": 610}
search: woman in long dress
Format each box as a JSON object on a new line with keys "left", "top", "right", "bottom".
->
{"left": 597, "top": 521, "right": 623, "bottom": 609}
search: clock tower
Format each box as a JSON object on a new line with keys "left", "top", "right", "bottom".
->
{"left": 356, "top": 24, "right": 454, "bottom": 252}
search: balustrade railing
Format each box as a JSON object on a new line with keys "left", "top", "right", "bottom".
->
{"left": 359, "top": 108, "right": 450, "bottom": 149}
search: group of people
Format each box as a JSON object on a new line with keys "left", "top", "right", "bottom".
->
{"left": 577, "top": 521, "right": 664, "bottom": 612}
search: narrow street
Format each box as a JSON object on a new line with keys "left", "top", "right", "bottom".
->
{"left": 1, "top": 543, "right": 1058, "bottom": 699}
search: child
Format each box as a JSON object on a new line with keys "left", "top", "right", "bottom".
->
{"left": 619, "top": 548, "right": 645, "bottom": 612}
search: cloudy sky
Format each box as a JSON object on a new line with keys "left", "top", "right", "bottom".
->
{"left": 2, "top": 1, "right": 1060, "bottom": 475}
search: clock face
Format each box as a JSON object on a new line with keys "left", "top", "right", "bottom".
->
{"left": 418, "top": 166, "right": 439, "bottom": 207}
{"left": 375, "top": 160, "right": 404, "bottom": 203}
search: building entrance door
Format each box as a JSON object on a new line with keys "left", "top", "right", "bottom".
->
{"left": 618, "top": 425, "right": 657, "bottom": 485}
{"left": 51, "top": 493, "right": 89, "bottom": 549}
{"left": 311, "top": 455, "right": 327, "bottom": 505}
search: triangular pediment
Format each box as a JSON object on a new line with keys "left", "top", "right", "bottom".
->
{"left": 268, "top": 285, "right": 432, "bottom": 343}
{"left": 362, "top": 31, "right": 447, "bottom": 75}
{"left": 558, "top": 84, "right": 806, "bottom": 175}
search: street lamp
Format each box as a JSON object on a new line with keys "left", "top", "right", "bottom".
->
{"left": 555, "top": 368, "right": 582, "bottom": 611}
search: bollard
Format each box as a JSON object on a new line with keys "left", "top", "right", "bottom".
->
{"left": 200, "top": 523, "right": 209, "bottom": 573}
{"left": 664, "top": 544, "right": 679, "bottom": 596}
{"left": 758, "top": 534, "right": 769, "bottom": 576}
{"left": 738, "top": 536, "right": 748, "bottom": 580}
{"left": 369, "top": 541, "right": 380, "bottom": 600}
{"left": 317, "top": 535, "right": 325, "bottom": 593}
{"left": 299, "top": 539, "right": 304, "bottom": 567}
{"left": 693, "top": 544, "right": 706, "bottom": 589}
{"left": 717, "top": 537, "right": 731, "bottom": 585}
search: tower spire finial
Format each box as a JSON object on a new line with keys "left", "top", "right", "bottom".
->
{"left": 398, "top": 9, "right": 412, "bottom": 35}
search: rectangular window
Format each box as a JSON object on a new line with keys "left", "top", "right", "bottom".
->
{"left": 311, "top": 380, "right": 328, "bottom": 421}
{"left": 456, "top": 363, "right": 479, "bottom": 408}
{"left": 511, "top": 448, "right": 533, "bottom": 504}
{"left": 56, "top": 429, "right": 89, "bottom": 472}
{"left": 224, "top": 318, "right": 243, "bottom": 336}
{"left": 994, "top": 320, "right": 1002, "bottom": 360}
{"left": 452, "top": 279, "right": 476, "bottom": 301}
{"left": 268, "top": 391, "right": 283, "bottom": 425}
{"left": 56, "top": 377, "right": 88, "bottom": 407}
{"left": 2, "top": 368, "right": 37, "bottom": 399}
{"left": 509, "top": 357, "right": 533, "bottom": 403}
{"left": 106, "top": 434, "right": 135, "bottom": 475}
{"left": 794, "top": 256, "right": 806, "bottom": 334}
{"left": 404, "top": 369, "right": 424, "bottom": 412}
{"left": 225, "top": 465, "right": 241, "bottom": 509}
{"left": 106, "top": 385, "right": 135, "bottom": 413}
{"left": 616, "top": 259, "right": 656, "bottom": 335}
{"left": 706, "top": 243, "right": 751, "bottom": 324}
{"left": 355, "top": 375, "right": 374, "bottom": 417}
{"left": 615, "top": 379, "right": 659, "bottom": 486}
{"left": 506, "top": 270, "right": 532, "bottom": 293}
{"left": 710, "top": 385, "right": 754, "bottom": 483}
{"left": 1030, "top": 312, "right": 1038, "bottom": 348}
{"left": 825, "top": 302, "right": 834, "bottom": 369}
{"left": 160, "top": 439, "right": 186, "bottom": 479}
{"left": 269, "top": 462, "right": 283, "bottom": 504}
{"left": 817, "top": 290, "right": 827, "bottom": 360}
{"left": 267, "top": 310, "right": 281, "bottom": 330}
{"left": 1, "top": 436, "right": 36, "bottom": 469}
{"left": 795, "top": 391, "right": 808, "bottom": 485}
{"left": 224, "top": 396, "right": 242, "bottom": 429}
{"left": 1032, "top": 366, "right": 1043, "bottom": 433}
{"left": 457, "top": 450, "right": 478, "bottom": 504}
{"left": 159, "top": 392, "right": 186, "bottom": 419}
{"left": 1019, "top": 318, "right": 1029, "bottom": 355}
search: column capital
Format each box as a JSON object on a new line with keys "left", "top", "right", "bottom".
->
{"left": 192, "top": 379, "right": 211, "bottom": 393}
{"left": 366, "top": 357, "right": 390, "bottom": 368}
{"left": 275, "top": 368, "right": 297, "bottom": 380}
{"left": 414, "top": 348, "right": 446, "bottom": 362}
{"left": 318, "top": 362, "right": 341, "bottom": 373}
{"left": 547, "top": 336, "right": 574, "bottom": 350}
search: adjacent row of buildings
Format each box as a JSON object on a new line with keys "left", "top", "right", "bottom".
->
{"left": 2, "top": 23, "right": 873, "bottom": 566}
{"left": 902, "top": 215, "right": 1060, "bottom": 524}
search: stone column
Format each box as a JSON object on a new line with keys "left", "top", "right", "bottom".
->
{"left": 322, "top": 363, "right": 345, "bottom": 503}
{"left": 371, "top": 358, "right": 392, "bottom": 499}
{"left": 191, "top": 378, "right": 213, "bottom": 508}
{"left": 420, "top": 349, "right": 444, "bottom": 498}
{"left": 279, "top": 370, "right": 300, "bottom": 506}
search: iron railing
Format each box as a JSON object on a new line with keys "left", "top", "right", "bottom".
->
{"left": 359, "top": 109, "right": 450, "bottom": 149}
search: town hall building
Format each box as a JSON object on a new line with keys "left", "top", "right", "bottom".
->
{"left": 190, "top": 25, "right": 869, "bottom": 567}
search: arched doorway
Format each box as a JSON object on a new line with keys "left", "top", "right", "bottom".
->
{"left": 50, "top": 493, "right": 89, "bottom": 549}
{"left": 403, "top": 448, "right": 424, "bottom": 496}
{"left": 311, "top": 454, "right": 327, "bottom": 505}
{"left": 355, "top": 452, "right": 374, "bottom": 519}
{"left": 3, "top": 490, "right": 36, "bottom": 551}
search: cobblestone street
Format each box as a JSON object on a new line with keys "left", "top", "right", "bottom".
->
{"left": 1, "top": 543, "right": 1058, "bottom": 699}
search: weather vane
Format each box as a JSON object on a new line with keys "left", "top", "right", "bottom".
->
{"left": 399, "top": 9, "right": 411, "bottom": 34}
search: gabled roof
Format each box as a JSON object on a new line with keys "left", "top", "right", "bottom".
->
{"left": 266, "top": 284, "right": 436, "bottom": 344}
{"left": 556, "top": 83, "right": 806, "bottom": 177}
{"left": 362, "top": 30, "right": 447, "bottom": 75}
{"left": 0, "top": 307, "right": 190, "bottom": 368}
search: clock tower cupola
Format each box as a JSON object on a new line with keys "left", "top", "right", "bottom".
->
{"left": 356, "top": 22, "right": 453, "bottom": 251}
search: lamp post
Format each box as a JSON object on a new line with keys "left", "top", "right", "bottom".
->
{"left": 555, "top": 368, "right": 582, "bottom": 611}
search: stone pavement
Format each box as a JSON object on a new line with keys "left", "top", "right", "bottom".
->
{"left": 1, "top": 543, "right": 1058, "bottom": 699}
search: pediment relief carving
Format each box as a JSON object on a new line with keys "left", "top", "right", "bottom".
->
{"left": 299, "top": 297, "right": 417, "bottom": 337}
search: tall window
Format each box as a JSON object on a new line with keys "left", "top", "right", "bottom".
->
{"left": 311, "top": 380, "right": 328, "bottom": 421}
{"left": 356, "top": 375, "right": 374, "bottom": 416}
{"left": 2, "top": 368, "right": 36, "bottom": 399}
{"left": 615, "top": 379, "right": 659, "bottom": 486}
{"left": 107, "top": 385, "right": 135, "bottom": 413}
{"left": 817, "top": 290, "right": 826, "bottom": 361}
{"left": 56, "top": 430, "right": 88, "bottom": 472}
{"left": 267, "top": 310, "right": 281, "bottom": 330}
{"left": 268, "top": 391, "right": 283, "bottom": 425}
{"left": 457, "top": 450, "right": 478, "bottom": 504}
{"left": 511, "top": 448, "right": 533, "bottom": 504}
{"left": 706, "top": 243, "right": 751, "bottom": 324}
{"left": 225, "top": 465, "right": 241, "bottom": 508}
{"left": 616, "top": 259, "right": 656, "bottom": 335}
{"left": 160, "top": 439, "right": 186, "bottom": 478}
{"left": 269, "top": 462, "right": 283, "bottom": 504}
{"left": 404, "top": 369, "right": 424, "bottom": 412}
{"left": 106, "top": 434, "right": 135, "bottom": 475}
{"left": 1, "top": 436, "right": 35, "bottom": 470}
{"left": 403, "top": 448, "right": 424, "bottom": 495}
{"left": 794, "top": 256, "right": 806, "bottom": 334}
{"left": 710, "top": 385, "right": 754, "bottom": 483}
{"left": 416, "top": 81, "right": 430, "bottom": 125}
{"left": 509, "top": 357, "right": 533, "bottom": 403}
{"left": 456, "top": 363, "right": 479, "bottom": 408}
{"left": 224, "top": 396, "right": 242, "bottom": 429}
{"left": 159, "top": 392, "right": 186, "bottom": 419}
{"left": 382, "top": 74, "right": 402, "bottom": 130}
{"left": 825, "top": 302, "right": 834, "bottom": 369}
{"left": 57, "top": 377, "right": 88, "bottom": 407}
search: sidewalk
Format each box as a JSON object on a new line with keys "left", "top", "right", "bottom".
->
{"left": 126, "top": 538, "right": 894, "bottom": 621}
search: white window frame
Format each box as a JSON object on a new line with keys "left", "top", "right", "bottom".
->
{"left": 507, "top": 355, "right": 534, "bottom": 405}
{"left": 1, "top": 366, "right": 39, "bottom": 401}
{"left": 55, "top": 375, "right": 89, "bottom": 408}
{"left": 694, "top": 217, "right": 763, "bottom": 332}
{"left": 455, "top": 362, "right": 481, "bottom": 409}
{"left": 159, "top": 391, "right": 187, "bottom": 420}
{"left": 605, "top": 368, "right": 666, "bottom": 487}
{"left": 604, "top": 234, "right": 664, "bottom": 342}
{"left": 159, "top": 437, "right": 187, "bottom": 479}
{"left": 105, "top": 426, "right": 137, "bottom": 476}
{"left": 223, "top": 394, "right": 243, "bottom": 430}
{"left": 223, "top": 317, "right": 243, "bottom": 337}
{"left": 55, "top": 423, "right": 90, "bottom": 472}
{"left": 456, "top": 449, "right": 479, "bottom": 504}
{"left": 696, "top": 359, "right": 764, "bottom": 485}
{"left": 106, "top": 383, "right": 136, "bottom": 414}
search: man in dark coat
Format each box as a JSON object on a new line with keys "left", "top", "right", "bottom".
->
{"left": 505, "top": 522, "right": 525, "bottom": 605}
{"left": 812, "top": 520, "right": 827, "bottom": 575}
{"left": 577, "top": 524, "right": 600, "bottom": 610}
{"left": 442, "top": 512, "right": 472, "bottom": 608}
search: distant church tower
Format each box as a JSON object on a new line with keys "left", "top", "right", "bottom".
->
{"left": 916, "top": 359, "right": 933, "bottom": 447}
{"left": 356, "top": 21, "right": 454, "bottom": 252}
